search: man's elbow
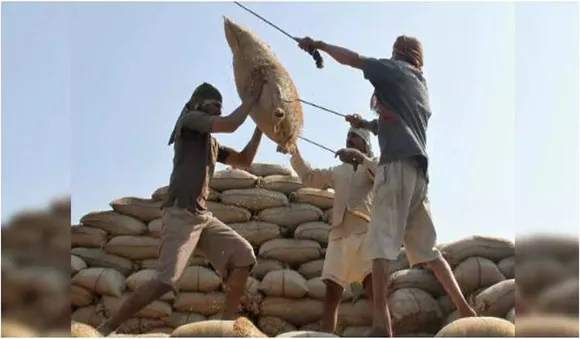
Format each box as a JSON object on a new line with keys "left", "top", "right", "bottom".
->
{"left": 347, "top": 55, "right": 366, "bottom": 70}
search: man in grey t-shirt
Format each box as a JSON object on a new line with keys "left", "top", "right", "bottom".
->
{"left": 296, "top": 35, "right": 476, "bottom": 336}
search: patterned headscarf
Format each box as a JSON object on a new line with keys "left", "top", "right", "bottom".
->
{"left": 168, "top": 83, "right": 223, "bottom": 145}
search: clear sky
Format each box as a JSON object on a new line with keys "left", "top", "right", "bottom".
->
{"left": 1, "top": 2, "right": 578, "bottom": 242}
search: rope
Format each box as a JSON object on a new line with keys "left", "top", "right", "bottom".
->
{"left": 298, "top": 136, "right": 336, "bottom": 154}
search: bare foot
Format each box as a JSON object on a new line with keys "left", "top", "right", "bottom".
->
{"left": 365, "top": 327, "right": 392, "bottom": 337}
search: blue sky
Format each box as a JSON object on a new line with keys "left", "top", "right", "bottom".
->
{"left": 1, "top": 2, "right": 578, "bottom": 242}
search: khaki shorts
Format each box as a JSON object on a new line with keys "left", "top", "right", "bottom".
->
{"left": 322, "top": 212, "right": 372, "bottom": 288}
{"left": 154, "top": 206, "right": 256, "bottom": 292}
{"left": 368, "top": 160, "right": 441, "bottom": 266}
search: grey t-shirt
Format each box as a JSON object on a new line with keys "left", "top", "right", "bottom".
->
{"left": 362, "top": 57, "right": 431, "bottom": 177}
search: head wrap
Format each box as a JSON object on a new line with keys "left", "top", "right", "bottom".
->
{"left": 348, "top": 127, "right": 373, "bottom": 157}
{"left": 392, "top": 35, "right": 424, "bottom": 71}
{"left": 168, "top": 82, "right": 222, "bottom": 145}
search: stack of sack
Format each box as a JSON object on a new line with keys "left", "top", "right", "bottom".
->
{"left": 71, "top": 163, "right": 517, "bottom": 336}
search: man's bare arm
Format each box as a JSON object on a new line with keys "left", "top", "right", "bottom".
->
{"left": 222, "top": 127, "right": 263, "bottom": 168}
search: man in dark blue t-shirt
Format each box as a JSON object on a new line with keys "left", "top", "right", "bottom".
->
{"left": 296, "top": 35, "right": 476, "bottom": 336}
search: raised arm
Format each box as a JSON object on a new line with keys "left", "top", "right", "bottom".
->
{"left": 296, "top": 37, "right": 366, "bottom": 70}
{"left": 219, "top": 127, "right": 263, "bottom": 168}
{"left": 290, "top": 148, "right": 335, "bottom": 189}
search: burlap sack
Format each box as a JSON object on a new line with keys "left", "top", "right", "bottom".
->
{"left": 474, "top": 279, "right": 515, "bottom": 318}
{"left": 260, "top": 175, "right": 304, "bottom": 195}
{"left": 104, "top": 235, "right": 159, "bottom": 260}
{"left": 259, "top": 270, "right": 308, "bottom": 298}
{"left": 245, "top": 163, "right": 295, "bottom": 177}
{"left": 125, "top": 269, "right": 175, "bottom": 301}
{"left": 389, "top": 268, "right": 444, "bottom": 297}
{"left": 71, "top": 305, "right": 106, "bottom": 328}
{"left": 516, "top": 257, "right": 568, "bottom": 298}
{"left": 71, "top": 254, "right": 88, "bottom": 276}
{"left": 224, "top": 18, "right": 303, "bottom": 153}
{"left": 251, "top": 258, "right": 287, "bottom": 280}
{"left": 117, "top": 318, "right": 166, "bottom": 335}
{"left": 533, "top": 277, "right": 578, "bottom": 316}
{"left": 305, "top": 277, "right": 354, "bottom": 301}
{"left": 140, "top": 256, "right": 209, "bottom": 270}
{"left": 260, "top": 297, "right": 324, "bottom": 326}
{"left": 388, "top": 249, "right": 411, "bottom": 275}
{"left": 452, "top": 256, "right": 505, "bottom": 295}
{"left": 277, "top": 331, "right": 338, "bottom": 337}
{"left": 177, "top": 265, "right": 222, "bottom": 292}
{"left": 210, "top": 168, "right": 259, "bottom": 191}
{"left": 152, "top": 185, "right": 219, "bottom": 202}
{"left": 505, "top": 308, "right": 515, "bottom": 323}
{"left": 338, "top": 299, "right": 372, "bottom": 327}
{"left": 173, "top": 292, "right": 225, "bottom": 316}
{"left": 71, "top": 321, "right": 102, "bottom": 337}
{"left": 72, "top": 267, "right": 126, "bottom": 297}
{"left": 515, "top": 315, "right": 578, "bottom": 337}
{"left": 229, "top": 221, "right": 282, "bottom": 247}
{"left": 101, "top": 294, "right": 172, "bottom": 318}
{"left": 80, "top": 211, "right": 147, "bottom": 235}
{"left": 242, "top": 276, "right": 263, "bottom": 315}
{"left": 294, "top": 222, "right": 330, "bottom": 246}
{"left": 162, "top": 312, "right": 205, "bottom": 328}
{"left": 497, "top": 256, "right": 514, "bottom": 279}
{"left": 221, "top": 188, "right": 289, "bottom": 211}
{"left": 71, "top": 226, "right": 108, "bottom": 248}
{"left": 297, "top": 259, "right": 324, "bottom": 280}
{"left": 440, "top": 235, "right": 514, "bottom": 266}
{"left": 435, "top": 317, "right": 515, "bottom": 337}
{"left": 147, "top": 218, "right": 162, "bottom": 237}
{"left": 110, "top": 197, "right": 163, "bottom": 223}
{"left": 516, "top": 234, "right": 579, "bottom": 262}
{"left": 389, "top": 288, "right": 443, "bottom": 334}
{"left": 207, "top": 201, "right": 252, "bottom": 223}
{"left": 258, "top": 316, "right": 297, "bottom": 337}
{"left": 1, "top": 319, "right": 38, "bottom": 338}
{"left": 258, "top": 204, "right": 323, "bottom": 230}
{"left": 71, "top": 284, "right": 95, "bottom": 307}
{"left": 290, "top": 188, "right": 334, "bottom": 210}
{"left": 259, "top": 239, "right": 322, "bottom": 265}
{"left": 170, "top": 317, "right": 267, "bottom": 338}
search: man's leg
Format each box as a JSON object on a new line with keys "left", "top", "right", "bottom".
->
{"left": 426, "top": 257, "right": 476, "bottom": 317}
{"left": 97, "top": 207, "right": 205, "bottom": 335}
{"left": 196, "top": 217, "right": 257, "bottom": 320}
{"left": 320, "top": 280, "right": 345, "bottom": 333}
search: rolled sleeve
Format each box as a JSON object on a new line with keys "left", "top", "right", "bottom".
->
{"left": 181, "top": 110, "right": 219, "bottom": 133}
{"left": 363, "top": 57, "right": 398, "bottom": 88}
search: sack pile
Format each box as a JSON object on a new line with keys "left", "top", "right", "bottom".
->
{"left": 71, "top": 163, "right": 518, "bottom": 336}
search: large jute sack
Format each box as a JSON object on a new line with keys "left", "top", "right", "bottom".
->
{"left": 1, "top": 319, "right": 38, "bottom": 337}
{"left": 341, "top": 326, "right": 370, "bottom": 337}
{"left": 516, "top": 234, "right": 579, "bottom": 262}
{"left": 294, "top": 222, "right": 331, "bottom": 246}
{"left": 125, "top": 269, "right": 175, "bottom": 301}
{"left": 435, "top": 316, "right": 515, "bottom": 337}
{"left": 251, "top": 258, "right": 287, "bottom": 279}
{"left": 71, "top": 321, "right": 102, "bottom": 337}
{"left": 71, "top": 305, "right": 106, "bottom": 328}
{"left": 221, "top": 188, "right": 289, "bottom": 211}
{"left": 224, "top": 18, "right": 303, "bottom": 153}
{"left": 229, "top": 221, "right": 282, "bottom": 247}
{"left": 207, "top": 201, "right": 252, "bottom": 223}
{"left": 260, "top": 297, "right": 324, "bottom": 326}
{"left": 71, "top": 284, "right": 96, "bottom": 307}
{"left": 140, "top": 255, "right": 210, "bottom": 270}
{"left": 152, "top": 185, "right": 219, "bottom": 202}
{"left": 258, "top": 204, "right": 323, "bottom": 230}
{"left": 338, "top": 299, "right": 372, "bottom": 327}
{"left": 452, "top": 256, "right": 505, "bottom": 295}
{"left": 297, "top": 259, "right": 324, "bottom": 279}
{"left": 497, "top": 256, "right": 514, "bottom": 279}
{"left": 71, "top": 225, "right": 108, "bottom": 248}
{"left": 71, "top": 254, "right": 87, "bottom": 276}
{"left": 290, "top": 188, "right": 334, "bottom": 210}
{"left": 259, "top": 269, "right": 308, "bottom": 298}
{"left": 110, "top": 197, "right": 163, "bottom": 222}
{"left": 388, "top": 288, "right": 443, "bottom": 334}
{"left": 389, "top": 268, "right": 444, "bottom": 297}
{"left": 474, "top": 279, "right": 515, "bottom": 317}
{"left": 210, "top": 168, "right": 259, "bottom": 191}
{"left": 259, "top": 239, "right": 322, "bottom": 265}
{"left": 440, "top": 235, "right": 514, "bottom": 266}
{"left": 80, "top": 211, "right": 147, "bottom": 235}
{"left": 171, "top": 317, "right": 267, "bottom": 337}
{"left": 260, "top": 175, "right": 304, "bottom": 194}
{"left": 162, "top": 312, "right": 206, "bottom": 328}
{"left": 72, "top": 267, "right": 126, "bottom": 297}
{"left": 104, "top": 235, "right": 159, "bottom": 260}
{"left": 258, "top": 316, "right": 297, "bottom": 337}
{"left": 516, "top": 257, "right": 568, "bottom": 298}
{"left": 245, "top": 163, "right": 295, "bottom": 177}
{"left": 389, "top": 249, "right": 411, "bottom": 275}
{"left": 277, "top": 331, "right": 337, "bottom": 337}
{"left": 101, "top": 294, "right": 172, "bottom": 318}
{"left": 173, "top": 292, "right": 225, "bottom": 316}
{"left": 117, "top": 318, "right": 166, "bottom": 335}
{"left": 306, "top": 277, "right": 354, "bottom": 301}
{"left": 147, "top": 218, "right": 162, "bottom": 237}
{"left": 242, "top": 276, "right": 263, "bottom": 315}
{"left": 533, "top": 277, "right": 578, "bottom": 316}
{"left": 515, "top": 315, "right": 578, "bottom": 337}
{"left": 177, "top": 265, "right": 222, "bottom": 292}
